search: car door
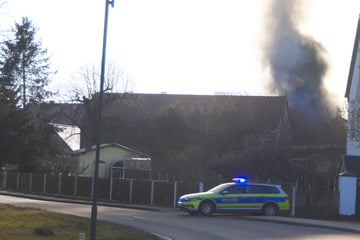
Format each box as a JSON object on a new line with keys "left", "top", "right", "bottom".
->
{"left": 216, "top": 185, "right": 247, "bottom": 211}
{"left": 244, "top": 185, "right": 278, "bottom": 211}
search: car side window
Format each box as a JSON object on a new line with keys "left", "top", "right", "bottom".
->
{"left": 247, "top": 185, "right": 280, "bottom": 194}
{"left": 267, "top": 186, "right": 280, "bottom": 194}
{"left": 224, "top": 185, "right": 246, "bottom": 194}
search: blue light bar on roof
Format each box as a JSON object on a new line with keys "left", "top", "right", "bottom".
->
{"left": 232, "top": 177, "right": 248, "bottom": 184}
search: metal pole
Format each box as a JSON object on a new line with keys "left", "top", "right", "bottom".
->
{"left": 109, "top": 166, "right": 113, "bottom": 201}
{"left": 43, "top": 174, "right": 47, "bottom": 193}
{"left": 58, "top": 173, "right": 62, "bottom": 194}
{"left": 29, "top": 173, "right": 32, "bottom": 191}
{"left": 90, "top": 1, "right": 114, "bottom": 240}
{"left": 74, "top": 175, "right": 78, "bottom": 196}
{"left": 173, "top": 181, "right": 178, "bottom": 208}
{"left": 16, "top": 172, "right": 20, "bottom": 190}
{"left": 150, "top": 180, "right": 154, "bottom": 205}
{"left": 129, "top": 179, "right": 133, "bottom": 203}
{"left": 22, "top": 52, "right": 26, "bottom": 107}
{"left": 291, "top": 181, "right": 297, "bottom": 217}
{"left": 199, "top": 182, "right": 204, "bottom": 192}
{"left": 3, "top": 171, "right": 7, "bottom": 189}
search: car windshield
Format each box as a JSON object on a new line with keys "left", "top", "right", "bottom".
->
{"left": 207, "top": 183, "right": 234, "bottom": 193}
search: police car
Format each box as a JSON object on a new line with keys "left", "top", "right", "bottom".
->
{"left": 177, "top": 178, "right": 290, "bottom": 216}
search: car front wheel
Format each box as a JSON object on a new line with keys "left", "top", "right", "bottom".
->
{"left": 199, "top": 201, "right": 215, "bottom": 216}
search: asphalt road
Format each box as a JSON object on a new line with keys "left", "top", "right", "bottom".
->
{"left": 0, "top": 195, "right": 359, "bottom": 240}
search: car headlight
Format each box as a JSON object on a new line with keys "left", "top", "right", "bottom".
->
{"left": 179, "top": 196, "right": 201, "bottom": 202}
{"left": 179, "top": 196, "right": 189, "bottom": 202}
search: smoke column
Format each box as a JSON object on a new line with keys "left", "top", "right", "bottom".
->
{"left": 262, "top": 0, "right": 331, "bottom": 119}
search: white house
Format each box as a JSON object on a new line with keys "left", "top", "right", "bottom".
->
{"left": 341, "top": 14, "right": 360, "bottom": 216}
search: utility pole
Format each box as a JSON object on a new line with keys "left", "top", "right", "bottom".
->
{"left": 90, "top": 1, "right": 114, "bottom": 240}
{"left": 22, "top": 52, "right": 26, "bottom": 107}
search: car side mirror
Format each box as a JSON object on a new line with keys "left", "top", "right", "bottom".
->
{"left": 221, "top": 190, "right": 230, "bottom": 195}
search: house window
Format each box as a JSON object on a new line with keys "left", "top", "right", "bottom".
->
{"left": 112, "top": 161, "right": 125, "bottom": 179}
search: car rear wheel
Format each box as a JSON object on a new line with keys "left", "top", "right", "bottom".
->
{"left": 199, "top": 201, "right": 215, "bottom": 216}
{"left": 262, "top": 203, "right": 278, "bottom": 216}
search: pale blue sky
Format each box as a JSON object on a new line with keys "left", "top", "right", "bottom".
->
{"left": 1, "top": 0, "right": 360, "bottom": 105}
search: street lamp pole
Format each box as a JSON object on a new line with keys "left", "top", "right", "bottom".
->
{"left": 90, "top": 1, "right": 114, "bottom": 240}
{"left": 22, "top": 52, "right": 26, "bottom": 107}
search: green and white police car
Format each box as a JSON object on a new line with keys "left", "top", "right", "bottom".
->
{"left": 177, "top": 178, "right": 290, "bottom": 216}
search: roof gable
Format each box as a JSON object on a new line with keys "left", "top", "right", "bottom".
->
{"left": 345, "top": 15, "right": 360, "bottom": 98}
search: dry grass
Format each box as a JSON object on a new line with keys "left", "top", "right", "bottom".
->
{"left": 0, "top": 204, "right": 158, "bottom": 240}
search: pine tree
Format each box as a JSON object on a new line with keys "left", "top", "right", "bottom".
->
{"left": 0, "top": 17, "right": 61, "bottom": 172}
{"left": 0, "top": 17, "right": 54, "bottom": 106}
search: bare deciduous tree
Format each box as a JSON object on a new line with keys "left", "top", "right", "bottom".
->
{"left": 66, "top": 62, "right": 132, "bottom": 102}
{"left": 0, "top": 1, "right": 10, "bottom": 39}
{"left": 60, "top": 62, "right": 134, "bottom": 147}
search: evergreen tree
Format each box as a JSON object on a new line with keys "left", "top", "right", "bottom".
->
{"left": 0, "top": 17, "right": 54, "bottom": 106}
{"left": 0, "top": 17, "right": 61, "bottom": 172}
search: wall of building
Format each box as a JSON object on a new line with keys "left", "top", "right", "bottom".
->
{"left": 347, "top": 20, "right": 360, "bottom": 156}
{"left": 76, "top": 145, "right": 149, "bottom": 178}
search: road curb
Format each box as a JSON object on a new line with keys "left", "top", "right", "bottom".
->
{"left": 0, "top": 190, "right": 160, "bottom": 212}
{"left": 242, "top": 216, "right": 360, "bottom": 234}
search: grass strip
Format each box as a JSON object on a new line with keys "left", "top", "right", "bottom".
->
{"left": 0, "top": 203, "right": 158, "bottom": 240}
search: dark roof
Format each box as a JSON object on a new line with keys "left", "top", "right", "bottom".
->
{"left": 104, "top": 93, "right": 288, "bottom": 132}
{"left": 345, "top": 14, "right": 360, "bottom": 98}
{"left": 338, "top": 155, "right": 360, "bottom": 176}
{"left": 41, "top": 103, "right": 85, "bottom": 126}
{"left": 44, "top": 94, "right": 287, "bottom": 132}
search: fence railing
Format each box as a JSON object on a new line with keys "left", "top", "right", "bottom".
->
{"left": 0, "top": 171, "right": 340, "bottom": 218}
{"left": 0, "top": 171, "right": 203, "bottom": 207}
{"left": 281, "top": 182, "right": 339, "bottom": 219}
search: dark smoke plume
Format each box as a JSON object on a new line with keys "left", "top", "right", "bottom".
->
{"left": 262, "top": 0, "right": 331, "bottom": 119}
